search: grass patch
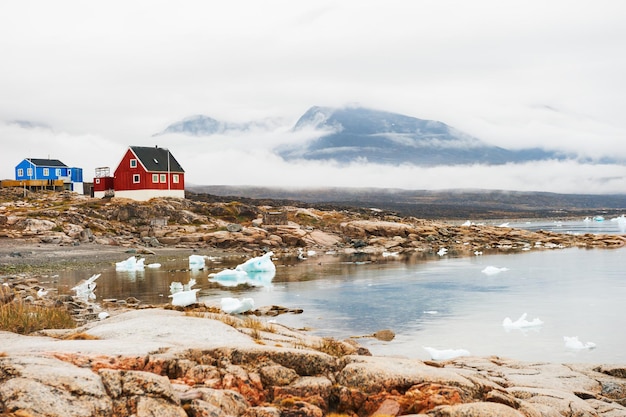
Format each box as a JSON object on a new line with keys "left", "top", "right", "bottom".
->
{"left": 0, "top": 302, "right": 76, "bottom": 334}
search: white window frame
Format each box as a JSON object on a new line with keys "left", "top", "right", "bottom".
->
{"left": 27, "top": 168, "right": 33, "bottom": 177}
{"left": 152, "top": 174, "right": 159, "bottom": 183}
{"left": 130, "top": 159, "right": 137, "bottom": 168}
{"left": 56, "top": 168, "right": 61, "bottom": 176}
{"left": 160, "top": 174, "right": 167, "bottom": 183}
{"left": 43, "top": 168, "right": 49, "bottom": 176}
{"left": 17, "top": 168, "right": 23, "bottom": 177}
{"left": 133, "top": 174, "right": 140, "bottom": 183}
{"left": 172, "top": 174, "right": 179, "bottom": 184}
{"left": 67, "top": 169, "right": 71, "bottom": 176}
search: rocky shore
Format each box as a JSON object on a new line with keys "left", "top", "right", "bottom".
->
{"left": 1, "top": 189, "right": 626, "bottom": 416}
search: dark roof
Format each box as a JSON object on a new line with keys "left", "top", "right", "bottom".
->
{"left": 129, "top": 146, "right": 184, "bottom": 173}
{"left": 26, "top": 158, "right": 67, "bottom": 167}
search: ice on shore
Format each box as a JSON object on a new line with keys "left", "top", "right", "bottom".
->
{"left": 503, "top": 313, "right": 543, "bottom": 330}
{"left": 189, "top": 254, "right": 206, "bottom": 270}
{"left": 169, "top": 278, "right": 200, "bottom": 307}
{"left": 221, "top": 297, "right": 255, "bottom": 314}
{"left": 481, "top": 266, "right": 509, "bottom": 276}
{"left": 146, "top": 263, "right": 161, "bottom": 269}
{"left": 423, "top": 346, "right": 470, "bottom": 361}
{"left": 564, "top": 336, "right": 596, "bottom": 350}
{"left": 115, "top": 256, "right": 145, "bottom": 271}
{"left": 437, "top": 247, "right": 448, "bottom": 256}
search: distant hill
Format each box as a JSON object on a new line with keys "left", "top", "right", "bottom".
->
{"left": 277, "top": 106, "right": 563, "bottom": 165}
{"left": 186, "top": 185, "right": 626, "bottom": 220}
{"left": 154, "top": 115, "right": 278, "bottom": 136}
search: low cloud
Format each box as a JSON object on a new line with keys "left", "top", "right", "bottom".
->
{"left": 1, "top": 122, "right": 624, "bottom": 195}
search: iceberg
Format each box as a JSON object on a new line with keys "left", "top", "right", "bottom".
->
{"left": 564, "top": 336, "right": 596, "bottom": 350}
{"left": 169, "top": 278, "right": 200, "bottom": 307}
{"left": 423, "top": 346, "right": 470, "bottom": 361}
{"left": 189, "top": 254, "right": 206, "bottom": 270}
{"left": 115, "top": 256, "right": 145, "bottom": 271}
{"left": 437, "top": 247, "right": 448, "bottom": 256}
{"left": 72, "top": 273, "right": 101, "bottom": 302}
{"left": 481, "top": 266, "right": 509, "bottom": 276}
{"left": 502, "top": 313, "right": 543, "bottom": 330}
{"left": 221, "top": 297, "right": 255, "bottom": 314}
{"left": 235, "top": 252, "right": 276, "bottom": 273}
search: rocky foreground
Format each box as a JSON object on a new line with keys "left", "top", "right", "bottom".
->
{"left": 1, "top": 189, "right": 626, "bottom": 417}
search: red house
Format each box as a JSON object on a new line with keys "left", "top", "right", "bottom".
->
{"left": 93, "top": 146, "right": 185, "bottom": 201}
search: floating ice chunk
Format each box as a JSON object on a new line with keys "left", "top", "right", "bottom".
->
{"left": 189, "top": 254, "right": 206, "bottom": 269}
{"left": 147, "top": 263, "right": 161, "bottom": 269}
{"left": 209, "top": 269, "right": 274, "bottom": 288}
{"left": 169, "top": 289, "right": 200, "bottom": 307}
{"left": 115, "top": 256, "right": 145, "bottom": 271}
{"left": 461, "top": 220, "right": 472, "bottom": 226}
{"left": 564, "top": 336, "right": 596, "bottom": 350}
{"left": 437, "top": 247, "right": 448, "bottom": 256}
{"left": 481, "top": 266, "right": 509, "bottom": 276}
{"left": 221, "top": 297, "right": 255, "bottom": 314}
{"left": 382, "top": 251, "right": 399, "bottom": 257}
{"left": 72, "top": 273, "right": 101, "bottom": 301}
{"left": 498, "top": 222, "right": 510, "bottom": 227}
{"left": 503, "top": 313, "right": 543, "bottom": 330}
{"left": 423, "top": 310, "right": 439, "bottom": 315}
{"left": 235, "top": 252, "right": 276, "bottom": 273}
{"left": 473, "top": 251, "right": 483, "bottom": 256}
{"left": 169, "top": 278, "right": 200, "bottom": 307}
{"left": 423, "top": 346, "right": 470, "bottom": 361}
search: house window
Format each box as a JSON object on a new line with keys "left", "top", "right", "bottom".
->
{"left": 67, "top": 169, "right": 71, "bottom": 176}
{"left": 56, "top": 168, "right": 61, "bottom": 176}
{"left": 160, "top": 174, "right": 166, "bottom": 183}
{"left": 172, "top": 174, "right": 179, "bottom": 184}
{"left": 27, "top": 168, "right": 33, "bottom": 177}
{"left": 152, "top": 174, "right": 159, "bottom": 183}
{"left": 17, "top": 169, "right": 23, "bottom": 177}
{"left": 43, "top": 168, "right": 49, "bottom": 176}
{"left": 130, "top": 159, "right": 137, "bottom": 168}
{"left": 133, "top": 174, "right": 140, "bottom": 183}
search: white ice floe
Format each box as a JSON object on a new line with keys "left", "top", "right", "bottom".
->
{"left": 382, "top": 251, "right": 399, "bottom": 257}
{"left": 461, "top": 220, "right": 472, "bottom": 226}
{"left": 498, "top": 222, "right": 510, "bottom": 227}
{"left": 115, "top": 256, "right": 145, "bottom": 271}
{"left": 564, "top": 336, "right": 596, "bottom": 350}
{"left": 72, "top": 273, "right": 101, "bottom": 301}
{"left": 209, "top": 269, "right": 274, "bottom": 288}
{"left": 169, "top": 278, "right": 200, "bottom": 307}
{"left": 209, "top": 252, "right": 277, "bottom": 288}
{"left": 474, "top": 251, "right": 483, "bottom": 256}
{"left": 146, "top": 263, "right": 161, "bottom": 269}
{"left": 189, "top": 254, "right": 206, "bottom": 270}
{"left": 481, "top": 266, "right": 509, "bottom": 276}
{"left": 423, "top": 346, "right": 470, "bottom": 361}
{"left": 502, "top": 313, "right": 543, "bottom": 330}
{"left": 236, "top": 252, "right": 276, "bottom": 272}
{"left": 437, "top": 247, "right": 448, "bottom": 256}
{"left": 221, "top": 297, "right": 255, "bottom": 314}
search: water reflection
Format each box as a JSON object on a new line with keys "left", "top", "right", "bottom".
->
{"left": 52, "top": 243, "right": 626, "bottom": 363}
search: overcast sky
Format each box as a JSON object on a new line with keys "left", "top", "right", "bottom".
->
{"left": 1, "top": 1, "right": 625, "bottom": 194}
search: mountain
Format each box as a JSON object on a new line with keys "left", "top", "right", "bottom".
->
{"left": 277, "top": 106, "right": 563, "bottom": 165}
{"left": 155, "top": 106, "right": 567, "bottom": 165}
{"left": 154, "top": 115, "right": 278, "bottom": 136}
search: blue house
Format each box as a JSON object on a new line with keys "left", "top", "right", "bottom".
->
{"left": 14, "top": 158, "right": 84, "bottom": 192}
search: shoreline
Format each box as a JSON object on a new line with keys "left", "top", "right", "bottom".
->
{"left": 2, "top": 239, "right": 626, "bottom": 416}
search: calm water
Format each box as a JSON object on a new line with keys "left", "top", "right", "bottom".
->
{"left": 52, "top": 219, "right": 626, "bottom": 364}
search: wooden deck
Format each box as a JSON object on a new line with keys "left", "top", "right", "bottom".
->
{"left": 1, "top": 179, "right": 65, "bottom": 191}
